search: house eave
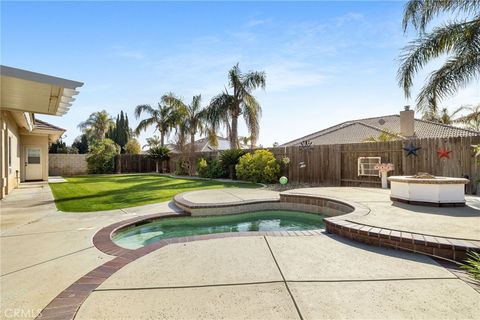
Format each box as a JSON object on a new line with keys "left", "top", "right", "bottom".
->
{"left": 0, "top": 65, "right": 83, "bottom": 116}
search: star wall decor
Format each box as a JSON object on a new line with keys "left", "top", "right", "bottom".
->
{"left": 403, "top": 144, "right": 421, "bottom": 156}
{"left": 437, "top": 148, "right": 452, "bottom": 159}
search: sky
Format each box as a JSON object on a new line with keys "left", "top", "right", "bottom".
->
{"left": 2, "top": 1, "right": 479, "bottom": 147}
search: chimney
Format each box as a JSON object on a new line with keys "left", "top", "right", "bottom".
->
{"left": 400, "top": 105, "right": 414, "bottom": 137}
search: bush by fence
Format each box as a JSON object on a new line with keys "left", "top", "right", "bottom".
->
{"left": 114, "top": 136, "right": 480, "bottom": 193}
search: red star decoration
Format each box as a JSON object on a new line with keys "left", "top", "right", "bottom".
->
{"left": 437, "top": 148, "right": 452, "bottom": 159}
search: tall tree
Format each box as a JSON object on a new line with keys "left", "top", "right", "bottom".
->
{"left": 107, "top": 111, "right": 132, "bottom": 152}
{"left": 398, "top": 0, "right": 480, "bottom": 111}
{"left": 72, "top": 134, "right": 89, "bottom": 154}
{"left": 78, "top": 110, "right": 114, "bottom": 141}
{"left": 162, "top": 93, "right": 207, "bottom": 152}
{"left": 143, "top": 135, "right": 162, "bottom": 149}
{"left": 134, "top": 102, "right": 176, "bottom": 146}
{"left": 207, "top": 63, "right": 266, "bottom": 149}
{"left": 455, "top": 104, "right": 480, "bottom": 131}
{"left": 422, "top": 106, "right": 464, "bottom": 124}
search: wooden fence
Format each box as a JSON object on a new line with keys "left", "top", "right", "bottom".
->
{"left": 115, "top": 136, "right": 480, "bottom": 193}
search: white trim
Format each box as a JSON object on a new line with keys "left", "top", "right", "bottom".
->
{"left": 0, "top": 65, "right": 83, "bottom": 89}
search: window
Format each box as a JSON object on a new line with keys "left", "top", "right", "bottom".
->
{"left": 357, "top": 157, "right": 381, "bottom": 177}
{"left": 27, "top": 148, "right": 41, "bottom": 164}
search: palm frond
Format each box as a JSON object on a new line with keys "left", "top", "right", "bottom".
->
{"left": 403, "top": 0, "right": 480, "bottom": 33}
{"left": 416, "top": 49, "right": 480, "bottom": 110}
{"left": 242, "top": 70, "right": 266, "bottom": 90}
{"left": 134, "top": 104, "right": 155, "bottom": 119}
{"left": 242, "top": 92, "right": 262, "bottom": 143}
{"left": 455, "top": 104, "right": 480, "bottom": 130}
{"left": 162, "top": 93, "right": 187, "bottom": 111}
{"left": 398, "top": 19, "right": 480, "bottom": 98}
{"left": 134, "top": 117, "right": 157, "bottom": 135}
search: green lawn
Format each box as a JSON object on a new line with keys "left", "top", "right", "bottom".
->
{"left": 49, "top": 174, "right": 260, "bottom": 212}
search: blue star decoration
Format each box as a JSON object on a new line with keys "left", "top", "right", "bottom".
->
{"left": 403, "top": 144, "right": 421, "bottom": 156}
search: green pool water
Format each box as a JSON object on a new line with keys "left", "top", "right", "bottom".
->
{"left": 113, "top": 210, "right": 325, "bottom": 249}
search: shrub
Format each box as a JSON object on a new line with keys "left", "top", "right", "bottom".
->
{"left": 174, "top": 159, "right": 190, "bottom": 176}
{"left": 197, "top": 158, "right": 208, "bottom": 177}
{"left": 124, "top": 138, "right": 141, "bottom": 154}
{"left": 86, "top": 139, "right": 119, "bottom": 174}
{"left": 197, "top": 158, "right": 226, "bottom": 179}
{"left": 220, "top": 149, "right": 246, "bottom": 179}
{"left": 235, "top": 149, "right": 280, "bottom": 183}
{"left": 460, "top": 251, "right": 480, "bottom": 280}
{"left": 148, "top": 146, "right": 171, "bottom": 173}
{"left": 49, "top": 140, "right": 78, "bottom": 154}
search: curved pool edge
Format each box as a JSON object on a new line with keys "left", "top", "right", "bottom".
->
{"left": 173, "top": 189, "right": 369, "bottom": 218}
{"left": 37, "top": 189, "right": 479, "bottom": 319}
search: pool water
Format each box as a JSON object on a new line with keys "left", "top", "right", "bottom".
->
{"left": 113, "top": 210, "right": 324, "bottom": 249}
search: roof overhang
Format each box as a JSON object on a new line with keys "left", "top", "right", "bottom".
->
{"left": 0, "top": 65, "right": 83, "bottom": 116}
{"left": 20, "top": 119, "right": 66, "bottom": 143}
{"left": 9, "top": 111, "right": 35, "bottom": 132}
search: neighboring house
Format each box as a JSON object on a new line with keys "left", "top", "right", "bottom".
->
{"left": 167, "top": 136, "right": 231, "bottom": 153}
{"left": 281, "top": 107, "right": 479, "bottom": 147}
{"left": 0, "top": 65, "right": 83, "bottom": 199}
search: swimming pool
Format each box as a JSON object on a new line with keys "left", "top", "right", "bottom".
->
{"left": 113, "top": 210, "right": 324, "bottom": 249}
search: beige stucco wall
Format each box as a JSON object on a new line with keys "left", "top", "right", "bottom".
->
{"left": 1, "top": 111, "right": 22, "bottom": 196}
{"left": 49, "top": 154, "right": 88, "bottom": 176}
{"left": 20, "top": 134, "right": 49, "bottom": 181}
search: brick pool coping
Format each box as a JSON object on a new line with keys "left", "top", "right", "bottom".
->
{"left": 37, "top": 211, "right": 324, "bottom": 320}
{"left": 37, "top": 191, "right": 480, "bottom": 319}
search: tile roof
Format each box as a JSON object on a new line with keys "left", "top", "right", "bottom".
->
{"left": 34, "top": 119, "right": 66, "bottom": 132}
{"left": 281, "top": 114, "right": 479, "bottom": 146}
{"left": 191, "top": 136, "right": 230, "bottom": 152}
{"left": 166, "top": 136, "right": 231, "bottom": 153}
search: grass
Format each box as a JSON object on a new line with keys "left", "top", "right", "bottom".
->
{"left": 49, "top": 174, "right": 260, "bottom": 212}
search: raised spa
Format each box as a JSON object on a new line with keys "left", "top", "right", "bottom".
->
{"left": 388, "top": 175, "right": 469, "bottom": 206}
{"left": 113, "top": 210, "right": 324, "bottom": 249}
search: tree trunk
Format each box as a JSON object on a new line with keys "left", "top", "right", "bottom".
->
{"left": 160, "top": 132, "right": 165, "bottom": 147}
{"left": 189, "top": 133, "right": 196, "bottom": 176}
{"left": 230, "top": 115, "right": 238, "bottom": 149}
{"left": 190, "top": 134, "right": 196, "bottom": 152}
{"left": 155, "top": 160, "right": 159, "bottom": 173}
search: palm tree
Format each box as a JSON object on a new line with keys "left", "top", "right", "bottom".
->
{"left": 207, "top": 63, "right": 266, "bottom": 149}
{"left": 78, "top": 110, "right": 114, "bottom": 141}
{"left": 398, "top": 1, "right": 480, "bottom": 111}
{"left": 422, "top": 106, "right": 464, "bottom": 124}
{"left": 455, "top": 104, "right": 480, "bottom": 131}
{"left": 147, "top": 146, "right": 171, "bottom": 173}
{"left": 162, "top": 93, "right": 207, "bottom": 152}
{"left": 238, "top": 136, "right": 252, "bottom": 149}
{"left": 143, "top": 135, "right": 162, "bottom": 150}
{"left": 363, "top": 130, "right": 400, "bottom": 142}
{"left": 134, "top": 103, "right": 176, "bottom": 146}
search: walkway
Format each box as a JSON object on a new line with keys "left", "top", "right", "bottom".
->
{"left": 0, "top": 182, "right": 179, "bottom": 319}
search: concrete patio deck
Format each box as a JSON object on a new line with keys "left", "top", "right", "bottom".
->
{"left": 75, "top": 236, "right": 478, "bottom": 319}
{"left": 283, "top": 187, "right": 480, "bottom": 240}
{"left": 1, "top": 182, "right": 479, "bottom": 319}
{"left": 0, "top": 182, "right": 181, "bottom": 319}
